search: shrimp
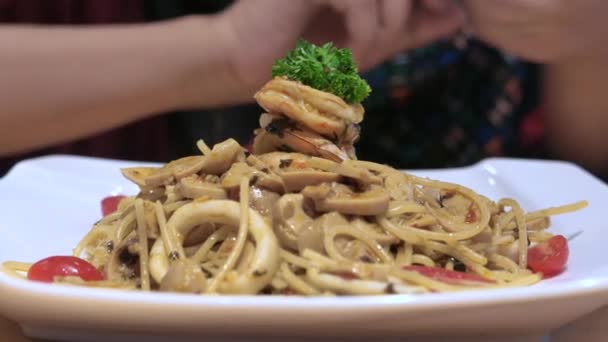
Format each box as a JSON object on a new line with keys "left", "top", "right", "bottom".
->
{"left": 254, "top": 77, "right": 364, "bottom": 138}
{"left": 253, "top": 113, "right": 351, "bottom": 162}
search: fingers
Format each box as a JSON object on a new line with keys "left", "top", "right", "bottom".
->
{"left": 316, "top": 0, "right": 465, "bottom": 71}
{"left": 422, "top": 0, "right": 452, "bottom": 12}
{"left": 359, "top": 0, "right": 464, "bottom": 70}
{"left": 379, "top": 0, "right": 412, "bottom": 33}
{"left": 356, "top": 0, "right": 414, "bottom": 69}
{"left": 339, "top": 0, "right": 381, "bottom": 62}
{"left": 356, "top": 0, "right": 413, "bottom": 69}
{"left": 409, "top": 3, "right": 466, "bottom": 47}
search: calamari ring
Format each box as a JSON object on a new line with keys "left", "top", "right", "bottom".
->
{"left": 149, "top": 200, "right": 279, "bottom": 294}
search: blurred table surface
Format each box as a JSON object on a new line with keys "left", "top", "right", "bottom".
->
{"left": 2, "top": 306, "right": 607, "bottom": 342}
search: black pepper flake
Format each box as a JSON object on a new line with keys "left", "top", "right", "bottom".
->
{"left": 168, "top": 251, "right": 179, "bottom": 261}
{"left": 228, "top": 188, "right": 240, "bottom": 201}
{"left": 439, "top": 192, "right": 455, "bottom": 208}
{"left": 265, "top": 118, "right": 296, "bottom": 138}
{"left": 331, "top": 131, "right": 339, "bottom": 143}
{"left": 119, "top": 249, "right": 138, "bottom": 266}
{"left": 341, "top": 177, "right": 364, "bottom": 193}
{"left": 265, "top": 121, "right": 283, "bottom": 138}
{"left": 384, "top": 283, "right": 397, "bottom": 294}
{"left": 389, "top": 242, "right": 403, "bottom": 254}
{"left": 201, "top": 268, "right": 213, "bottom": 278}
{"left": 279, "top": 159, "right": 293, "bottom": 169}
{"left": 260, "top": 285, "right": 274, "bottom": 295}
{"left": 359, "top": 255, "right": 373, "bottom": 263}
{"left": 252, "top": 269, "right": 267, "bottom": 277}
{"left": 302, "top": 197, "right": 320, "bottom": 218}
{"left": 260, "top": 167, "right": 269, "bottom": 173}
{"left": 293, "top": 267, "right": 306, "bottom": 276}
{"left": 278, "top": 144, "right": 294, "bottom": 153}
{"left": 362, "top": 216, "right": 375, "bottom": 224}
{"left": 450, "top": 257, "right": 466, "bottom": 272}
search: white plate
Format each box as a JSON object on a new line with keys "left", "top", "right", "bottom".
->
{"left": 1, "top": 155, "right": 607, "bottom": 341}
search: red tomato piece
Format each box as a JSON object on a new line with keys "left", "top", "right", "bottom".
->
{"left": 402, "top": 265, "right": 495, "bottom": 285}
{"left": 465, "top": 207, "right": 477, "bottom": 223}
{"left": 101, "top": 195, "right": 126, "bottom": 216}
{"left": 527, "top": 235, "right": 569, "bottom": 278}
{"left": 27, "top": 256, "right": 104, "bottom": 283}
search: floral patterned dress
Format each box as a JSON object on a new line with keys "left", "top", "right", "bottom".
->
{"left": 356, "top": 33, "right": 545, "bottom": 169}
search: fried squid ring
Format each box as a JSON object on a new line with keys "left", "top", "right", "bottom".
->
{"left": 150, "top": 200, "right": 280, "bottom": 294}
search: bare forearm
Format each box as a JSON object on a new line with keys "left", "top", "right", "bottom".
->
{"left": 544, "top": 56, "right": 608, "bottom": 175}
{"left": 0, "top": 16, "right": 241, "bottom": 156}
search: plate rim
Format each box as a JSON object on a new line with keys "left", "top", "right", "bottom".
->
{"left": 2, "top": 154, "right": 607, "bottom": 323}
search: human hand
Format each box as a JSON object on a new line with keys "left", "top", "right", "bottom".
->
{"left": 462, "top": 0, "right": 608, "bottom": 63}
{"left": 217, "top": 0, "right": 464, "bottom": 98}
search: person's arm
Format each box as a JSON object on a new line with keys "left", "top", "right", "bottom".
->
{"left": 544, "top": 55, "right": 608, "bottom": 175}
{"left": 0, "top": 16, "right": 241, "bottom": 156}
{"left": 461, "top": 0, "right": 608, "bottom": 174}
{"left": 0, "top": 0, "right": 463, "bottom": 157}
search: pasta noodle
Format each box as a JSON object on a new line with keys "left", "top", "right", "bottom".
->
{"left": 2, "top": 76, "right": 588, "bottom": 296}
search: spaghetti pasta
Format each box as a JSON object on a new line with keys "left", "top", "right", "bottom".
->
{"left": 2, "top": 47, "right": 588, "bottom": 296}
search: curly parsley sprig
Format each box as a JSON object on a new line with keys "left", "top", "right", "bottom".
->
{"left": 271, "top": 39, "right": 371, "bottom": 104}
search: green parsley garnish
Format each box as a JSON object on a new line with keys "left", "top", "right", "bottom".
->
{"left": 271, "top": 39, "right": 371, "bottom": 103}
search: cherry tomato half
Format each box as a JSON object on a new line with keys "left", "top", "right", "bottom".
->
{"left": 527, "top": 235, "right": 569, "bottom": 278}
{"left": 27, "top": 256, "right": 104, "bottom": 283}
{"left": 101, "top": 195, "right": 126, "bottom": 216}
{"left": 402, "top": 265, "right": 495, "bottom": 285}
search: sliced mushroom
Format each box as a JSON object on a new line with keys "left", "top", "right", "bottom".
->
{"left": 137, "top": 187, "right": 166, "bottom": 202}
{"left": 121, "top": 167, "right": 158, "bottom": 187}
{"left": 255, "top": 151, "right": 310, "bottom": 170}
{"left": 272, "top": 194, "right": 315, "bottom": 251}
{"left": 256, "top": 152, "right": 341, "bottom": 192}
{"left": 144, "top": 156, "right": 206, "bottom": 187}
{"left": 176, "top": 175, "right": 227, "bottom": 200}
{"left": 221, "top": 162, "right": 253, "bottom": 188}
{"left": 255, "top": 175, "right": 285, "bottom": 193}
{"left": 310, "top": 157, "right": 382, "bottom": 186}
{"left": 200, "top": 138, "right": 246, "bottom": 175}
{"left": 221, "top": 161, "right": 285, "bottom": 193}
{"left": 280, "top": 170, "right": 341, "bottom": 192}
{"left": 249, "top": 186, "right": 281, "bottom": 218}
{"left": 297, "top": 212, "right": 347, "bottom": 255}
{"left": 302, "top": 183, "right": 390, "bottom": 216}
